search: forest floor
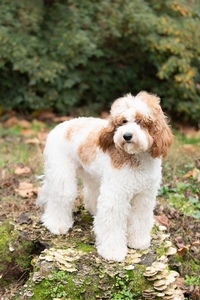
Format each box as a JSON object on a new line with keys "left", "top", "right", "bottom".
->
{"left": 0, "top": 114, "right": 199, "bottom": 299}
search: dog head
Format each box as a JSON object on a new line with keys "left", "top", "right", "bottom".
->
{"left": 98, "top": 92, "right": 173, "bottom": 158}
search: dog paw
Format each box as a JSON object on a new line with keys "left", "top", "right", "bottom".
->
{"left": 128, "top": 236, "right": 150, "bottom": 250}
{"left": 41, "top": 216, "right": 73, "bottom": 235}
{"left": 97, "top": 244, "right": 127, "bottom": 262}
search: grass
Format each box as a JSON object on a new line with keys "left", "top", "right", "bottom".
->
{"left": 156, "top": 132, "right": 200, "bottom": 293}
{"left": 0, "top": 122, "right": 49, "bottom": 179}
{"left": 160, "top": 134, "right": 200, "bottom": 218}
{"left": 159, "top": 180, "right": 200, "bottom": 219}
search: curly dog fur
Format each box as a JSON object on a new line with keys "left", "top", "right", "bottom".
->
{"left": 37, "top": 91, "right": 173, "bottom": 261}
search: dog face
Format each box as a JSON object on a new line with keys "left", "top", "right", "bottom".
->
{"left": 111, "top": 95, "right": 154, "bottom": 155}
{"left": 113, "top": 120, "right": 154, "bottom": 155}
{"left": 99, "top": 92, "right": 173, "bottom": 158}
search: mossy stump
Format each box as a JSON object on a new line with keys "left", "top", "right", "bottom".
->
{"left": 9, "top": 207, "right": 184, "bottom": 300}
{"left": 0, "top": 219, "right": 41, "bottom": 288}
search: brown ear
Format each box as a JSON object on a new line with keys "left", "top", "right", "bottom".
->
{"left": 98, "top": 119, "right": 115, "bottom": 152}
{"left": 150, "top": 114, "right": 174, "bottom": 159}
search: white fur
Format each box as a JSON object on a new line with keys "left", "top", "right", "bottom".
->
{"left": 37, "top": 92, "right": 171, "bottom": 262}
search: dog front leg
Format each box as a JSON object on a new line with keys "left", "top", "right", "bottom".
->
{"left": 94, "top": 191, "right": 130, "bottom": 262}
{"left": 127, "top": 191, "right": 156, "bottom": 250}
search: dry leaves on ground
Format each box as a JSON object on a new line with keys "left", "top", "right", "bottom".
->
{"left": 184, "top": 168, "right": 200, "bottom": 182}
{"left": 154, "top": 214, "right": 171, "bottom": 231}
{"left": 14, "top": 165, "right": 31, "bottom": 175}
{"left": 15, "top": 182, "right": 38, "bottom": 198}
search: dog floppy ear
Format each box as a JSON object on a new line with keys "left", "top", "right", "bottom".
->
{"left": 150, "top": 113, "right": 173, "bottom": 159}
{"left": 98, "top": 119, "right": 115, "bottom": 152}
{"left": 137, "top": 91, "right": 173, "bottom": 159}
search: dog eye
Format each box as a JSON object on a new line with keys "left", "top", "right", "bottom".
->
{"left": 122, "top": 119, "right": 128, "bottom": 124}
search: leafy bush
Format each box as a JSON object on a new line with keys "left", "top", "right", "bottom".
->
{"left": 0, "top": 0, "right": 200, "bottom": 124}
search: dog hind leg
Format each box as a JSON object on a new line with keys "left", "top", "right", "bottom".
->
{"left": 37, "top": 157, "right": 77, "bottom": 235}
{"left": 82, "top": 175, "right": 100, "bottom": 216}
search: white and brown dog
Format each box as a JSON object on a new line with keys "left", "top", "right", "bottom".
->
{"left": 37, "top": 91, "right": 173, "bottom": 261}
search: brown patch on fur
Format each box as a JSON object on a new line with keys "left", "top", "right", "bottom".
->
{"left": 98, "top": 119, "right": 115, "bottom": 152}
{"left": 137, "top": 91, "right": 161, "bottom": 107}
{"left": 150, "top": 116, "right": 174, "bottom": 158}
{"left": 98, "top": 115, "right": 128, "bottom": 152}
{"left": 77, "top": 132, "right": 98, "bottom": 166}
{"left": 135, "top": 111, "right": 154, "bottom": 129}
{"left": 66, "top": 122, "right": 88, "bottom": 140}
{"left": 113, "top": 115, "right": 128, "bottom": 126}
{"left": 66, "top": 127, "right": 74, "bottom": 140}
{"left": 107, "top": 145, "right": 140, "bottom": 169}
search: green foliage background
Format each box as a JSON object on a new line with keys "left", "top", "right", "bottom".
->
{"left": 0, "top": 0, "right": 200, "bottom": 124}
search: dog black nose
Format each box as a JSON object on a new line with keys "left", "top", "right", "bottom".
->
{"left": 123, "top": 132, "right": 132, "bottom": 141}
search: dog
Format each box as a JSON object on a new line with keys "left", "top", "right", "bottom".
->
{"left": 37, "top": 91, "right": 173, "bottom": 262}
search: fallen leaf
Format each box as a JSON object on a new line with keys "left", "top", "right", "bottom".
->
{"left": 181, "top": 144, "right": 197, "bottom": 155}
{"left": 15, "top": 181, "right": 38, "bottom": 198}
{"left": 20, "top": 129, "right": 35, "bottom": 137}
{"left": 191, "top": 286, "right": 200, "bottom": 300}
{"left": 14, "top": 165, "right": 31, "bottom": 175}
{"left": 24, "top": 138, "right": 40, "bottom": 144}
{"left": 177, "top": 246, "right": 188, "bottom": 257}
{"left": 17, "top": 119, "right": 32, "bottom": 128}
{"left": 174, "top": 235, "right": 185, "bottom": 248}
{"left": 16, "top": 213, "right": 32, "bottom": 225}
{"left": 191, "top": 240, "right": 200, "bottom": 247}
{"left": 175, "top": 277, "right": 185, "bottom": 289}
{"left": 4, "top": 116, "right": 19, "bottom": 127}
{"left": 176, "top": 240, "right": 200, "bottom": 257}
{"left": 184, "top": 168, "right": 200, "bottom": 182}
{"left": 184, "top": 170, "right": 194, "bottom": 178}
{"left": 4, "top": 117, "right": 32, "bottom": 128}
{"left": 154, "top": 215, "right": 170, "bottom": 230}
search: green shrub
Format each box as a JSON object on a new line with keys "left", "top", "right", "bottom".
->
{"left": 0, "top": 0, "right": 199, "bottom": 124}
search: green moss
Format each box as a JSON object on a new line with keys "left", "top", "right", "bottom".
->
{"left": 30, "top": 270, "right": 102, "bottom": 300}
{"left": 0, "top": 219, "right": 35, "bottom": 287}
{"left": 30, "top": 267, "right": 151, "bottom": 300}
{"left": 155, "top": 242, "right": 166, "bottom": 258}
{"left": 76, "top": 242, "right": 95, "bottom": 253}
{"left": 184, "top": 275, "right": 200, "bottom": 286}
{"left": 151, "top": 226, "right": 166, "bottom": 258}
{"left": 172, "top": 253, "right": 200, "bottom": 275}
{"left": 111, "top": 266, "right": 151, "bottom": 299}
{"left": 0, "top": 220, "right": 16, "bottom": 273}
{"left": 0, "top": 220, "right": 15, "bottom": 254}
{"left": 81, "top": 209, "right": 93, "bottom": 223}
